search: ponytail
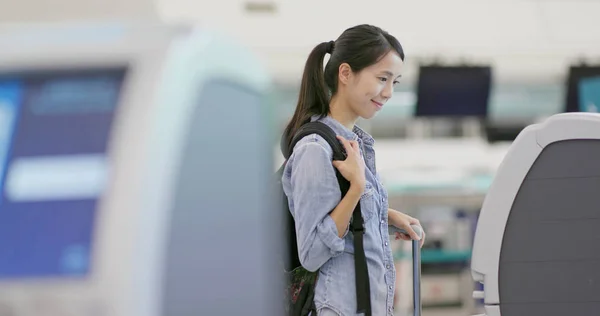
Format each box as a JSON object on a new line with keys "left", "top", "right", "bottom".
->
{"left": 282, "top": 41, "right": 334, "bottom": 157}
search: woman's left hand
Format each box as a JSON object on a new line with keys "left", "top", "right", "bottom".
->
{"left": 388, "top": 209, "right": 425, "bottom": 248}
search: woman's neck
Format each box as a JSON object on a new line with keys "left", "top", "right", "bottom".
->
{"left": 329, "top": 96, "right": 358, "bottom": 131}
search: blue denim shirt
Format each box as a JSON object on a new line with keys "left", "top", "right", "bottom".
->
{"left": 282, "top": 115, "right": 396, "bottom": 316}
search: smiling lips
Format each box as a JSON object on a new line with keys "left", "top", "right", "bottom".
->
{"left": 371, "top": 100, "right": 384, "bottom": 109}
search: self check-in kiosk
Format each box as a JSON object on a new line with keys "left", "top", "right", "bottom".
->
{"left": 471, "top": 113, "right": 600, "bottom": 316}
{"left": 0, "top": 22, "right": 280, "bottom": 316}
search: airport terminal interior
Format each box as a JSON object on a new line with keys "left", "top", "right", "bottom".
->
{"left": 0, "top": 1, "right": 599, "bottom": 316}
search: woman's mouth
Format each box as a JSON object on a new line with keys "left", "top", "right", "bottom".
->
{"left": 371, "top": 100, "right": 383, "bottom": 109}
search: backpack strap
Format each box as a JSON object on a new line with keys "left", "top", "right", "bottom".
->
{"left": 289, "top": 121, "right": 372, "bottom": 316}
{"left": 288, "top": 121, "right": 346, "bottom": 161}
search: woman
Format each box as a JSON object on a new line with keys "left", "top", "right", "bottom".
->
{"left": 281, "top": 24, "right": 425, "bottom": 316}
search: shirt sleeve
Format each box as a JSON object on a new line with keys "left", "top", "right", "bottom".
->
{"left": 284, "top": 138, "right": 348, "bottom": 272}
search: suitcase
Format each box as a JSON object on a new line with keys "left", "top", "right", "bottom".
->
{"left": 389, "top": 224, "right": 423, "bottom": 316}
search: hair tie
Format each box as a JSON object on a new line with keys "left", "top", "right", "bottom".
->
{"left": 326, "top": 40, "right": 335, "bottom": 54}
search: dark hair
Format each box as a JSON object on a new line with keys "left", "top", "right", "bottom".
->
{"left": 282, "top": 24, "right": 405, "bottom": 153}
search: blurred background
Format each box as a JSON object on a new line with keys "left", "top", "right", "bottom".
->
{"left": 158, "top": 1, "right": 598, "bottom": 315}
{"left": 1, "top": 0, "right": 600, "bottom": 315}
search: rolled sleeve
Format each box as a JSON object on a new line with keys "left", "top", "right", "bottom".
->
{"left": 317, "top": 215, "right": 348, "bottom": 255}
{"left": 283, "top": 137, "right": 346, "bottom": 272}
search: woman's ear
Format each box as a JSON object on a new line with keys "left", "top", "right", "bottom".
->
{"left": 338, "top": 63, "right": 352, "bottom": 86}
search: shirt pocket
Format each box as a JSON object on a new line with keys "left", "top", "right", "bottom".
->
{"left": 358, "top": 181, "right": 377, "bottom": 223}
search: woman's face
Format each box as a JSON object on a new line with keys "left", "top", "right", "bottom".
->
{"left": 343, "top": 51, "right": 404, "bottom": 120}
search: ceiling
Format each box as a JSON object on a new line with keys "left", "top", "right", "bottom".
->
{"left": 158, "top": 0, "right": 600, "bottom": 84}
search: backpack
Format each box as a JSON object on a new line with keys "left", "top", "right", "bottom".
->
{"left": 277, "top": 121, "right": 372, "bottom": 316}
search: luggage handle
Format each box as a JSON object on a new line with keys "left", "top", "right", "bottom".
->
{"left": 388, "top": 224, "right": 423, "bottom": 316}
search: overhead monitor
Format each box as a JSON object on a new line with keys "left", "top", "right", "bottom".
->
{"left": 564, "top": 65, "right": 600, "bottom": 113}
{"left": 415, "top": 65, "right": 492, "bottom": 118}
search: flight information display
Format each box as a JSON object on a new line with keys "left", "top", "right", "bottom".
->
{"left": 565, "top": 66, "right": 600, "bottom": 112}
{"left": 415, "top": 65, "right": 492, "bottom": 117}
{"left": 0, "top": 68, "right": 126, "bottom": 279}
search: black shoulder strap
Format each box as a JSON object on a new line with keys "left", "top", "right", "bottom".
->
{"left": 289, "top": 121, "right": 372, "bottom": 316}
{"left": 288, "top": 121, "right": 346, "bottom": 161}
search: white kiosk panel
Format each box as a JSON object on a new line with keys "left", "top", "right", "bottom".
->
{"left": 471, "top": 113, "right": 600, "bottom": 316}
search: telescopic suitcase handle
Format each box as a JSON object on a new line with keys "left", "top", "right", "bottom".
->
{"left": 389, "top": 224, "right": 423, "bottom": 316}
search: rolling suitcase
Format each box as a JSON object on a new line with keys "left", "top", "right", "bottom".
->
{"left": 389, "top": 224, "right": 423, "bottom": 316}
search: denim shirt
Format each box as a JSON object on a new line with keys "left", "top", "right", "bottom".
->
{"left": 282, "top": 115, "right": 396, "bottom": 316}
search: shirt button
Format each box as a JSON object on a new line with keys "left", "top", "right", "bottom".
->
{"left": 385, "top": 242, "right": 389, "bottom": 246}
{"left": 386, "top": 264, "right": 391, "bottom": 269}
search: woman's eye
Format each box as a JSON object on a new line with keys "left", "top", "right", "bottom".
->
{"left": 379, "top": 77, "right": 387, "bottom": 82}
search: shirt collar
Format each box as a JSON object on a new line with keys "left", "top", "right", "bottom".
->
{"left": 311, "top": 115, "right": 375, "bottom": 146}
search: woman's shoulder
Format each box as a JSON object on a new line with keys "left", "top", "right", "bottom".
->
{"left": 290, "top": 133, "right": 335, "bottom": 158}
{"left": 282, "top": 133, "right": 337, "bottom": 177}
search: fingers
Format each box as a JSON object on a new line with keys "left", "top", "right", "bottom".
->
{"left": 408, "top": 216, "right": 420, "bottom": 225}
{"left": 336, "top": 136, "right": 360, "bottom": 155}
{"left": 404, "top": 225, "right": 421, "bottom": 241}
{"left": 396, "top": 232, "right": 411, "bottom": 240}
{"left": 336, "top": 135, "right": 353, "bottom": 154}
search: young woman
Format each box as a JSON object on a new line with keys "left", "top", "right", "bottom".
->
{"left": 281, "top": 24, "right": 426, "bottom": 315}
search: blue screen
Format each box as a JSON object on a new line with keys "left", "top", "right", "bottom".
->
{"left": 565, "top": 66, "right": 600, "bottom": 113}
{"left": 0, "top": 68, "right": 126, "bottom": 279}
{"left": 578, "top": 76, "right": 600, "bottom": 112}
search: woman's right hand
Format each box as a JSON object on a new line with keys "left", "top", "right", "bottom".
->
{"left": 332, "top": 135, "right": 366, "bottom": 192}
